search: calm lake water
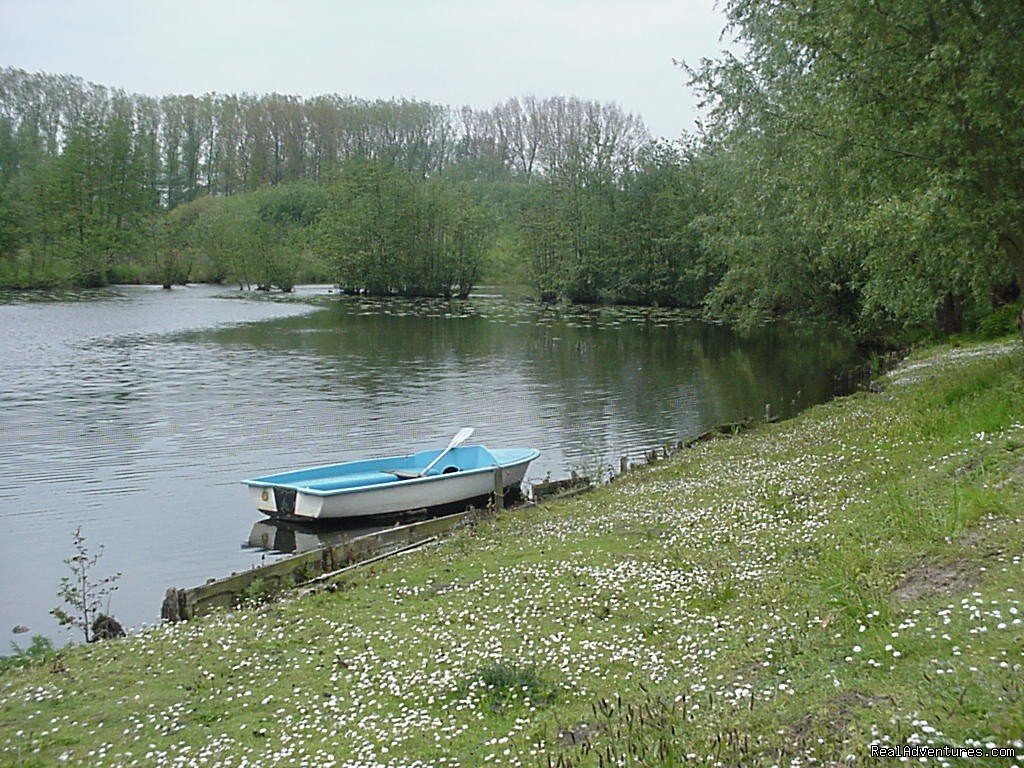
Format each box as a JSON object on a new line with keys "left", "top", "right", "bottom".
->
{"left": 0, "top": 284, "right": 861, "bottom": 643}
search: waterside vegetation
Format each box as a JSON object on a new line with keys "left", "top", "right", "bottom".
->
{"left": 3, "top": 0, "right": 1024, "bottom": 340}
{"left": 2, "top": 337, "right": 1022, "bottom": 766}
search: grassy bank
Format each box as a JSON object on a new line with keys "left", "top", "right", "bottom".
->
{"left": 2, "top": 340, "right": 1023, "bottom": 767}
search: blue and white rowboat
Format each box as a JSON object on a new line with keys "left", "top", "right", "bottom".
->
{"left": 243, "top": 442, "right": 540, "bottom": 521}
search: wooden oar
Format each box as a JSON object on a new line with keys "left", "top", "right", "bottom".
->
{"left": 418, "top": 427, "right": 474, "bottom": 477}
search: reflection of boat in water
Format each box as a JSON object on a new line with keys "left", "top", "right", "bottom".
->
{"left": 247, "top": 519, "right": 357, "bottom": 554}
{"left": 246, "top": 518, "right": 387, "bottom": 554}
{"left": 242, "top": 440, "right": 539, "bottom": 521}
{"left": 245, "top": 508, "right": 461, "bottom": 554}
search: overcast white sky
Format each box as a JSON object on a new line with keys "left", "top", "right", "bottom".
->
{"left": 0, "top": 0, "right": 733, "bottom": 139}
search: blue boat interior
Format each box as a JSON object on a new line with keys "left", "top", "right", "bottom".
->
{"left": 246, "top": 446, "right": 537, "bottom": 495}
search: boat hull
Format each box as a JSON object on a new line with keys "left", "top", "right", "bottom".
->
{"left": 244, "top": 446, "right": 538, "bottom": 521}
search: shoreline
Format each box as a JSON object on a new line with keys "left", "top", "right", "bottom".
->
{"left": 2, "top": 337, "right": 1022, "bottom": 766}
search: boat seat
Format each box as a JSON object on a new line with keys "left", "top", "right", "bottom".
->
{"left": 301, "top": 471, "right": 401, "bottom": 492}
{"left": 385, "top": 469, "right": 421, "bottom": 479}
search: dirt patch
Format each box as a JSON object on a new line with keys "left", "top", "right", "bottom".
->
{"left": 892, "top": 559, "right": 979, "bottom": 604}
{"left": 789, "top": 692, "right": 892, "bottom": 742}
{"left": 556, "top": 722, "right": 604, "bottom": 747}
{"left": 892, "top": 515, "right": 1017, "bottom": 604}
{"left": 996, "top": 459, "right": 1024, "bottom": 489}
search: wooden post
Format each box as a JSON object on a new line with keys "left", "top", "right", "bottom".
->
{"left": 764, "top": 402, "right": 772, "bottom": 422}
{"left": 493, "top": 467, "right": 504, "bottom": 511}
{"left": 160, "top": 588, "right": 182, "bottom": 622}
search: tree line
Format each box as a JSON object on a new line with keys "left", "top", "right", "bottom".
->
{"left": 2, "top": 0, "right": 1023, "bottom": 344}
{"left": 0, "top": 68, "right": 643, "bottom": 193}
{"left": 0, "top": 67, "right": 650, "bottom": 295}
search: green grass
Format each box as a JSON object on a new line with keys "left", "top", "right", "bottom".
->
{"left": 2, "top": 339, "right": 1023, "bottom": 767}
{"left": 0, "top": 638, "right": 58, "bottom": 676}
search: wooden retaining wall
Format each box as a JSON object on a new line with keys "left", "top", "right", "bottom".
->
{"left": 161, "top": 511, "right": 472, "bottom": 622}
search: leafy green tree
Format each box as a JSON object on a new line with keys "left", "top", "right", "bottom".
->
{"left": 249, "top": 183, "right": 326, "bottom": 291}
{"left": 690, "top": 0, "right": 1024, "bottom": 335}
{"left": 616, "top": 142, "right": 716, "bottom": 307}
{"left": 512, "top": 98, "right": 654, "bottom": 304}
{"left": 519, "top": 180, "right": 570, "bottom": 301}
{"left": 426, "top": 177, "right": 491, "bottom": 299}
{"left": 201, "top": 196, "right": 260, "bottom": 288}
{"left": 319, "top": 160, "right": 411, "bottom": 293}
{"left": 154, "top": 203, "right": 198, "bottom": 288}
{"left": 318, "top": 160, "right": 488, "bottom": 297}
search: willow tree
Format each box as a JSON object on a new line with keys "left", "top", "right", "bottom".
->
{"left": 690, "top": 0, "right": 1024, "bottom": 335}
{"left": 516, "top": 99, "right": 650, "bottom": 303}
{"left": 318, "top": 160, "right": 488, "bottom": 298}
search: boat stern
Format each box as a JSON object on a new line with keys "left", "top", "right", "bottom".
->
{"left": 294, "top": 492, "right": 324, "bottom": 519}
{"left": 248, "top": 484, "right": 277, "bottom": 514}
{"left": 245, "top": 483, "right": 325, "bottom": 520}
